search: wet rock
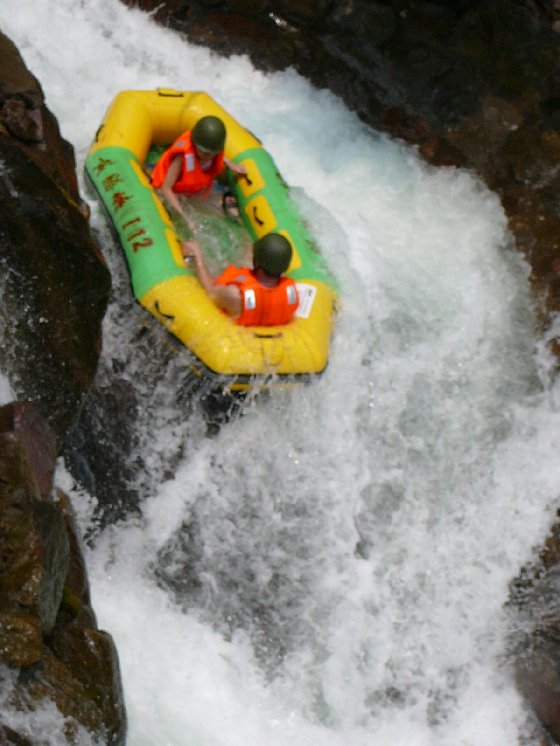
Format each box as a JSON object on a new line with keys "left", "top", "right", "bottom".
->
{"left": 13, "top": 650, "right": 108, "bottom": 737}
{"left": 514, "top": 608, "right": 560, "bottom": 743}
{"left": 0, "top": 613, "right": 42, "bottom": 668}
{"left": 514, "top": 626, "right": 560, "bottom": 742}
{"left": 53, "top": 489, "right": 98, "bottom": 630}
{"left": 0, "top": 31, "right": 110, "bottom": 440}
{"left": 0, "top": 25, "right": 123, "bottom": 746}
{"left": 0, "top": 404, "right": 69, "bottom": 635}
{"left": 0, "top": 401, "right": 55, "bottom": 501}
{"left": 0, "top": 725, "right": 32, "bottom": 745}
{"left": 511, "top": 535, "right": 560, "bottom": 743}
{"left": 0, "top": 30, "right": 80, "bottom": 204}
{"left": 0, "top": 134, "right": 110, "bottom": 439}
{"left": 49, "top": 627, "right": 127, "bottom": 744}
{"left": 0, "top": 32, "right": 42, "bottom": 108}
{"left": 0, "top": 402, "right": 127, "bottom": 745}
{"left": 0, "top": 99, "right": 43, "bottom": 143}
{"left": 61, "top": 375, "right": 143, "bottom": 530}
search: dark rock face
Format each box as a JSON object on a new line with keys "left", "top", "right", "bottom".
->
{"left": 0, "top": 135, "right": 109, "bottom": 439}
{"left": 0, "top": 31, "right": 111, "bottom": 441}
{"left": 0, "top": 402, "right": 126, "bottom": 744}
{"left": 62, "top": 374, "right": 144, "bottom": 529}
{"left": 0, "top": 31, "right": 82, "bottom": 205}
{"left": 0, "top": 31, "right": 124, "bottom": 744}
{"left": 509, "top": 519, "right": 560, "bottom": 743}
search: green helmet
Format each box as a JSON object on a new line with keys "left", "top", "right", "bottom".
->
{"left": 253, "top": 233, "right": 293, "bottom": 276}
{"left": 191, "top": 116, "right": 226, "bottom": 154}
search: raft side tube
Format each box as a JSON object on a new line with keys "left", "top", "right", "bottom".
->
{"left": 229, "top": 147, "right": 335, "bottom": 286}
{"left": 85, "top": 145, "right": 190, "bottom": 299}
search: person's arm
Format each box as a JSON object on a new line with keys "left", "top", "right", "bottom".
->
{"left": 182, "top": 240, "right": 242, "bottom": 318}
{"left": 223, "top": 157, "right": 247, "bottom": 177}
{"left": 160, "top": 156, "right": 196, "bottom": 231}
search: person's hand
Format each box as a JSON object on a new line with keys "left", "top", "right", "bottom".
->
{"left": 232, "top": 163, "right": 247, "bottom": 177}
{"left": 182, "top": 239, "right": 201, "bottom": 261}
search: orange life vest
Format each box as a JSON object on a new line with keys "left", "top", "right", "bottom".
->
{"left": 215, "top": 265, "right": 299, "bottom": 326}
{"left": 151, "top": 130, "right": 225, "bottom": 196}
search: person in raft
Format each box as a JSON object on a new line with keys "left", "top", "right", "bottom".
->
{"left": 182, "top": 232, "right": 299, "bottom": 326}
{"left": 151, "top": 115, "right": 247, "bottom": 229}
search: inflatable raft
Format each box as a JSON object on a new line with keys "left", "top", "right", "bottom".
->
{"left": 85, "top": 89, "right": 337, "bottom": 391}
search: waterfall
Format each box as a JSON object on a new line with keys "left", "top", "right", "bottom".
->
{"left": 2, "top": 1, "right": 560, "bottom": 743}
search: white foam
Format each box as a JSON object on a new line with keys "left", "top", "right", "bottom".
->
{"left": 2, "top": 1, "right": 558, "bottom": 743}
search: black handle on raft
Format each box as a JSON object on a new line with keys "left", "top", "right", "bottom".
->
{"left": 252, "top": 206, "right": 265, "bottom": 225}
{"left": 154, "top": 300, "right": 175, "bottom": 321}
{"left": 156, "top": 88, "right": 184, "bottom": 98}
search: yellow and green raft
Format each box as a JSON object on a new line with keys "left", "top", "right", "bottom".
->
{"left": 85, "top": 88, "right": 337, "bottom": 391}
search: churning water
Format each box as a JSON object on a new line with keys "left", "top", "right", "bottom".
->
{"left": 2, "top": 1, "right": 560, "bottom": 743}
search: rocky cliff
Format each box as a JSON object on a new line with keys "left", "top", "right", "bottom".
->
{"left": 0, "top": 31, "right": 125, "bottom": 745}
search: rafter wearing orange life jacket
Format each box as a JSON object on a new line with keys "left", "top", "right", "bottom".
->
{"left": 151, "top": 131, "right": 225, "bottom": 196}
{"left": 215, "top": 265, "right": 299, "bottom": 326}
